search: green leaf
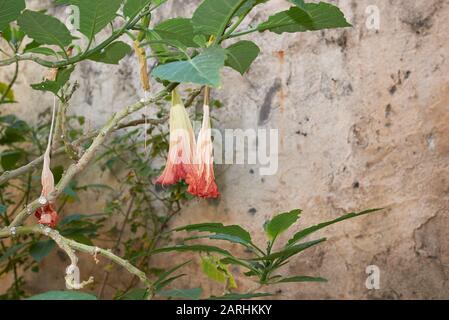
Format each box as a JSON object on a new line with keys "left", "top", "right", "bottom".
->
{"left": 0, "top": 243, "right": 24, "bottom": 263}
{"left": 27, "top": 291, "right": 97, "bottom": 300}
{"left": 75, "top": 0, "right": 122, "bottom": 39}
{"left": 123, "top": 0, "right": 152, "bottom": 18}
{"left": 153, "top": 260, "right": 191, "bottom": 289}
{"left": 152, "top": 46, "right": 226, "bottom": 87}
{"left": 31, "top": 65, "right": 75, "bottom": 94}
{"left": 201, "top": 256, "right": 227, "bottom": 283}
{"left": 0, "top": 0, "right": 25, "bottom": 32}
{"left": 209, "top": 292, "right": 273, "bottom": 300}
{"left": 151, "top": 244, "right": 231, "bottom": 257}
{"left": 275, "top": 275, "right": 327, "bottom": 283}
{"left": 24, "top": 47, "right": 58, "bottom": 57}
{"left": 192, "top": 0, "right": 246, "bottom": 37}
{"left": 264, "top": 209, "right": 301, "bottom": 241}
{"left": 154, "top": 274, "right": 186, "bottom": 292}
{"left": 29, "top": 240, "right": 55, "bottom": 262}
{"left": 119, "top": 288, "right": 149, "bottom": 300}
{"left": 154, "top": 18, "right": 198, "bottom": 48}
{"left": 0, "top": 204, "right": 6, "bottom": 215}
{"left": 176, "top": 223, "right": 252, "bottom": 245}
{"left": 157, "top": 288, "right": 202, "bottom": 300}
{"left": 258, "top": 3, "right": 351, "bottom": 34}
{"left": 88, "top": 41, "right": 131, "bottom": 64}
{"left": 0, "top": 82, "right": 14, "bottom": 103}
{"left": 201, "top": 255, "right": 237, "bottom": 288}
{"left": 0, "top": 150, "right": 23, "bottom": 170}
{"left": 17, "top": 10, "right": 73, "bottom": 47}
{"left": 225, "top": 40, "right": 260, "bottom": 75}
{"left": 251, "top": 238, "right": 326, "bottom": 261}
{"left": 287, "top": 209, "right": 382, "bottom": 246}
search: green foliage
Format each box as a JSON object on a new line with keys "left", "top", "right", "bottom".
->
{"left": 73, "top": 0, "right": 123, "bottom": 39}
{"left": 258, "top": 3, "right": 351, "bottom": 34}
{"left": 154, "top": 18, "right": 199, "bottom": 48}
{"left": 225, "top": 40, "right": 260, "bottom": 75}
{"left": 156, "top": 208, "right": 381, "bottom": 293}
{"left": 263, "top": 209, "right": 301, "bottom": 241}
{"left": 31, "top": 66, "right": 75, "bottom": 95}
{"left": 18, "top": 10, "right": 73, "bottom": 47}
{"left": 88, "top": 41, "right": 132, "bottom": 65}
{"left": 29, "top": 240, "right": 56, "bottom": 262}
{"left": 152, "top": 46, "right": 226, "bottom": 87}
{"left": 123, "top": 0, "right": 152, "bottom": 18}
{"left": 0, "top": 0, "right": 25, "bottom": 32}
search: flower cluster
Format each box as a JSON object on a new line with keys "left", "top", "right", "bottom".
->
{"left": 156, "top": 89, "right": 219, "bottom": 198}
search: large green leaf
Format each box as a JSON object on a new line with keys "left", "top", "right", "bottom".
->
{"left": 192, "top": 0, "right": 247, "bottom": 37}
{"left": 74, "top": 0, "right": 122, "bottom": 39}
{"left": 157, "top": 288, "right": 202, "bottom": 300}
{"left": 29, "top": 240, "right": 55, "bottom": 262}
{"left": 176, "top": 223, "right": 252, "bottom": 245}
{"left": 251, "top": 238, "right": 326, "bottom": 261}
{"left": 264, "top": 209, "right": 301, "bottom": 241}
{"left": 258, "top": 2, "right": 351, "bottom": 34}
{"left": 17, "top": 10, "right": 73, "bottom": 47}
{"left": 225, "top": 40, "right": 260, "bottom": 75}
{"left": 88, "top": 41, "right": 131, "bottom": 64}
{"left": 0, "top": 0, "right": 25, "bottom": 32}
{"left": 154, "top": 18, "right": 198, "bottom": 48}
{"left": 31, "top": 65, "right": 75, "bottom": 94}
{"left": 123, "top": 0, "right": 152, "bottom": 18}
{"left": 27, "top": 291, "right": 97, "bottom": 300}
{"left": 287, "top": 208, "right": 382, "bottom": 246}
{"left": 152, "top": 46, "right": 226, "bottom": 87}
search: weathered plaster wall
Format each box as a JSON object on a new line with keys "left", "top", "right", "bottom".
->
{"left": 1, "top": 0, "right": 449, "bottom": 299}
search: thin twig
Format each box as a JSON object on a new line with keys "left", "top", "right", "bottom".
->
{"left": 0, "top": 225, "right": 152, "bottom": 290}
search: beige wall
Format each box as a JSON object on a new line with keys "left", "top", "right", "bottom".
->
{"left": 1, "top": 0, "right": 449, "bottom": 299}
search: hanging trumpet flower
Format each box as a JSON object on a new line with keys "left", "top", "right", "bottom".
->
{"left": 34, "top": 97, "right": 59, "bottom": 228}
{"left": 187, "top": 87, "right": 219, "bottom": 198}
{"left": 156, "top": 89, "right": 196, "bottom": 185}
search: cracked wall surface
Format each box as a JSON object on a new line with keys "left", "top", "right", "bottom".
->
{"left": 1, "top": 0, "right": 449, "bottom": 299}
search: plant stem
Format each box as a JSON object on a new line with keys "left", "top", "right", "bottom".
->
{"left": 0, "top": 225, "right": 153, "bottom": 291}
{"left": 0, "top": 61, "right": 19, "bottom": 104}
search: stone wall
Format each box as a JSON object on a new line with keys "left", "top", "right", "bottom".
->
{"left": 1, "top": 0, "right": 448, "bottom": 299}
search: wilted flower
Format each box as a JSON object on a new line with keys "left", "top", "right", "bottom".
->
{"left": 34, "top": 100, "right": 58, "bottom": 227}
{"left": 156, "top": 89, "right": 196, "bottom": 185}
{"left": 187, "top": 89, "right": 219, "bottom": 198}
